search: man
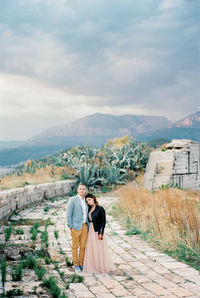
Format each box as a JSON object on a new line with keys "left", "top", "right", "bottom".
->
{"left": 66, "top": 183, "right": 89, "bottom": 273}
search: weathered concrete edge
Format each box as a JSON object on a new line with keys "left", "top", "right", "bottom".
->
{"left": 0, "top": 180, "right": 77, "bottom": 222}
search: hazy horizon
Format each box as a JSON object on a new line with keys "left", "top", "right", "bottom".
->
{"left": 1, "top": 111, "right": 174, "bottom": 142}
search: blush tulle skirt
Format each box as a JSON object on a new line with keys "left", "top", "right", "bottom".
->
{"left": 83, "top": 223, "right": 115, "bottom": 274}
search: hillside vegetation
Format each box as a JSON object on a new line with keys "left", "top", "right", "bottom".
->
{"left": 0, "top": 137, "right": 151, "bottom": 190}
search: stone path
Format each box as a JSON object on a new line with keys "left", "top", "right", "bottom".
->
{"left": 1, "top": 194, "right": 200, "bottom": 297}
{"left": 49, "top": 195, "right": 200, "bottom": 298}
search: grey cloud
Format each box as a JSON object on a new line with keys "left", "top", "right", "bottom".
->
{"left": 0, "top": 0, "right": 199, "bottom": 126}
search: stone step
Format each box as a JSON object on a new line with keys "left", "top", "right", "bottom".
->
{"left": 143, "top": 150, "right": 174, "bottom": 190}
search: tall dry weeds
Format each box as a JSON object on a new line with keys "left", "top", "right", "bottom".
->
{"left": 0, "top": 166, "right": 75, "bottom": 191}
{"left": 117, "top": 183, "right": 200, "bottom": 251}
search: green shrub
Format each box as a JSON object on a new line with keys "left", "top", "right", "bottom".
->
{"left": 54, "top": 230, "right": 59, "bottom": 240}
{"left": 44, "top": 206, "right": 51, "bottom": 213}
{"left": 41, "top": 230, "right": 48, "bottom": 243}
{"left": 125, "top": 227, "right": 142, "bottom": 235}
{"left": 58, "top": 271, "right": 64, "bottom": 277}
{"left": 33, "top": 222, "right": 40, "bottom": 229}
{"left": 42, "top": 275, "right": 67, "bottom": 298}
{"left": 11, "top": 263, "right": 23, "bottom": 281}
{"left": 4, "top": 289, "right": 23, "bottom": 296}
{"left": 45, "top": 218, "right": 54, "bottom": 227}
{"left": 70, "top": 274, "right": 84, "bottom": 283}
{"left": 22, "top": 181, "right": 30, "bottom": 187}
{"left": 59, "top": 248, "right": 65, "bottom": 255}
{"left": 24, "top": 254, "right": 37, "bottom": 269}
{"left": 44, "top": 257, "right": 51, "bottom": 264}
{"left": 4, "top": 226, "right": 12, "bottom": 242}
{"left": 30, "top": 222, "right": 40, "bottom": 241}
{"left": 54, "top": 263, "right": 59, "bottom": 270}
{"left": 0, "top": 258, "right": 7, "bottom": 294}
{"left": 34, "top": 266, "right": 47, "bottom": 281}
{"left": 15, "top": 228, "right": 24, "bottom": 235}
{"left": 65, "top": 257, "right": 73, "bottom": 267}
{"left": 30, "top": 227, "right": 38, "bottom": 241}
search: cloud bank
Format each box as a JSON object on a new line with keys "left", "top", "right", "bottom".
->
{"left": 0, "top": 0, "right": 199, "bottom": 140}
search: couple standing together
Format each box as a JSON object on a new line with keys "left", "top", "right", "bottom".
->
{"left": 66, "top": 184, "right": 114, "bottom": 274}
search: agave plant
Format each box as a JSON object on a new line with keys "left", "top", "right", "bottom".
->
{"left": 10, "top": 137, "right": 151, "bottom": 188}
{"left": 103, "top": 165, "right": 128, "bottom": 189}
{"left": 76, "top": 163, "right": 105, "bottom": 188}
{"left": 110, "top": 147, "right": 132, "bottom": 169}
{"left": 129, "top": 142, "right": 151, "bottom": 170}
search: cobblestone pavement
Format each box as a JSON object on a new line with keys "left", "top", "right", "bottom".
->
{"left": 50, "top": 195, "right": 200, "bottom": 298}
{"left": 1, "top": 194, "right": 200, "bottom": 297}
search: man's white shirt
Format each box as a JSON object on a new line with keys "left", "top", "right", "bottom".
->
{"left": 78, "top": 194, "right": 87, "bottom": 224}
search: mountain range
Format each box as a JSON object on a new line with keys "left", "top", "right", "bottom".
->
{"left": 1, "top": 111, "right": 200, "bottom": 166}
{"left": 30, "top": 113, "right": 171, "bottom": 141}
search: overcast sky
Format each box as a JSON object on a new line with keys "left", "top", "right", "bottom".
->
{"left": 0, "top": 0, "right": 199, "bottom": 141}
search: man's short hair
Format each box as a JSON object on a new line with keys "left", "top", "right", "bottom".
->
{"left": 77, "top": 183, "right": 88, "bottom": 192}
{"left": 77, "top": 183, "right": 87, "bottom": 188}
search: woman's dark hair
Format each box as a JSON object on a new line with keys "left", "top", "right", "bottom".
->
{"left": 85, "top": 193, "right": 99, "bottom": 206}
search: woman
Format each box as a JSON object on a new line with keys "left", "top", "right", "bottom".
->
{"left": 83, "top": 193, "right": 115, "bottom": 274}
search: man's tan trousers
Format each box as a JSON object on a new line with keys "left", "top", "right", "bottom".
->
{"left": 71, "top": 223, "right": 88, "bottom": 266}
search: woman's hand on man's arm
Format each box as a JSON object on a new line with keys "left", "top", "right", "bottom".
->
{"left": 98, "top": 234, "right": 103, "bottom": 240}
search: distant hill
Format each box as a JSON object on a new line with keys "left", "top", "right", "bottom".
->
{"left": 1, "top": 111, "right": 200, "bottom": 167}
{"left": 173, "top": 111, "right": 200, "bottom": 128}
{"left": 137, "top": 111, "right": 200, "bottom": 143}
{"left": 0, "top": 136, "right": 108, "bottom": 166}
{"left": 0, "top": 140, "right": 25, "bottom": 150}
{"left": 30, "top": 113, "right": 171, "bottom": 141}
{"left": 0, "top": 113, "right": 170, "bottom": 166}
{"left": 137, "top": 127, "right": 200, "bottom": 143}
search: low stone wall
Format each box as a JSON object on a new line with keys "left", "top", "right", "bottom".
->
{"left": 0, "top": 180, "right": 77, "bottom": 221}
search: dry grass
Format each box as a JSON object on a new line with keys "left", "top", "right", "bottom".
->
{"left": 0, "top": 166, "right": 76, "bottom": 191}
{"left": 117, "top": 182, "right": 200, "bottom": 251}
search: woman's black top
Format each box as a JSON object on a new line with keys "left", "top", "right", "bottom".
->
{"left": 89, "top": 205, "right": 106, "bottom": 236}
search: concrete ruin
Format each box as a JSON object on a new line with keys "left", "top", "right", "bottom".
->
{"left": 143, "top": 139, "right": 200, "bottom": 190}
